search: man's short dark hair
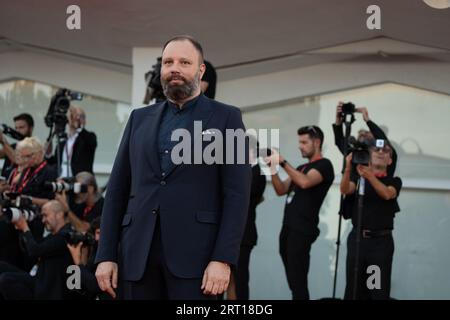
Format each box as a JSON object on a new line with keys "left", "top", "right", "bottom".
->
{"left": 13, "top": 113, "right": 34, "bottom": 128}
{"left": 162, "top": 35, "right": 204, "bottom": 64}
{"left": 297, "top": 125, "right": 324, "bottom": 149}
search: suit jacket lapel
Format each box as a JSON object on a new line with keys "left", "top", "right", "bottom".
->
{"left": 144, "top": 102, "right": 166, "bottom": 177}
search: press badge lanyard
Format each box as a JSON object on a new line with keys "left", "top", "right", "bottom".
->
{"left": 286, "top": 156, "right": 323, "bottom": 204}
{"left": 10, "top": 161, "right": 47, "bottom": 194}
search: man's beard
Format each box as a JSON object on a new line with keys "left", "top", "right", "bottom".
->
{"left": 302, "top": 148, "right": 315, "bottom": 159}
{"left": 162, "top": 72, "right": 200, "bottom": 102}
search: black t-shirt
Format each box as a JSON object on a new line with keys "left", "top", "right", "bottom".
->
{"left": 69, "top": 196, "right": 104, "bottom": 224}
{"left": 348, "top": 175, "right": 402, "bottom": 230}
{"left": 202, "top": 60, "right": 217, "bottom": 99}
{"left": 283, "top": 158, "right": 335, "bottom": 236}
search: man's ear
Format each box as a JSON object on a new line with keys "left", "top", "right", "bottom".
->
{"left": 314, "top": 138, "right": 321, "bottom": 150}
{"left": 387, "top": 156, "right": 393, "bottom": 166}
{"left": 199, "top": 62, "right": 206, "bottom": 79}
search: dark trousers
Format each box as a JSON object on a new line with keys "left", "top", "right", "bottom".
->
{"left": 120, "top": 217, "right": 215, "bottom": 300}
{"left": 0, "top": 261, "right": 35, "bottom": 300}
{"left": 234, "top": 245, "right": 253, "bottom": 300}
{"left": 344, "top": 229, "right": 394, "bottom": 300}
{"left": 279, "top": 226, "right": 317, "bottom": 300}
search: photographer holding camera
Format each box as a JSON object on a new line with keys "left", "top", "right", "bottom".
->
{"left": 47, "top": 106, "right": 97, "bottom": 178}
{"left": 54, "top": 171, "right": 104, "bottom": 233}
{"left": 333, "top": 102, "right": 397, "bottom": 176}
{"left": 0, "top": 200, "right": 73, "bottom": 299}
{"left": 66, "top": 216, "right": 111, "bottom": 300}
{"left": 0, "top": 113, "right": 34, "bottom": 178}
{"left": 340, "top": 140, "right": 402, "bottom": 300}
{"left": 265, "top": 126, "right": 335, "bottom": 300}
{"left": 0, "top": 137, "right": 57, "bottom": 269}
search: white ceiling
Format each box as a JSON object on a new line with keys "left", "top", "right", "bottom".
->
{"left": 0, "top": 0, "right": 449, "bottom": 74}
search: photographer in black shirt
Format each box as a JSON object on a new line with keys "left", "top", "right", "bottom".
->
{"left": 333, "top": 103, "right": 397, "bottom": 176}
{"left": 340, "top": 140, "right": 402, "bottom": 300}
{"left": 66, "top": 216, "right": 111, "bottom": 300}
{"left": 265, "top": 126, "right": 335, "bottom": 300}
{"left": 0, "top": 200, "right": 72, "bottom": 300}
{"left": 55, "top": 171, "right": 104, "bottom": 233}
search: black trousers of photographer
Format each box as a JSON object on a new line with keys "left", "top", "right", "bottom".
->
{"left": 344, "top": 229, "right": 394, "bottom": 300}
{"left": 279, "top": 225, "right": 318, "bottom": 300}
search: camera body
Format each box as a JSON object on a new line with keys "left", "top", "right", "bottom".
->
{"left": 45, "top": 88, "right": 83, "bottom": 133}
{"left": 341, "top": 102, "right": 356, "bottom": 118}
{"left": 1, "top": 124, "right": 25, "bottom": 141}
{"left": 64, "top": 230, "right": 95, "bottom": 246}
{"left": 144, "top": 57, "right": 166, "bottom": 103}
{"left": 347, "top": 137, "right": 371, "bottom": 166}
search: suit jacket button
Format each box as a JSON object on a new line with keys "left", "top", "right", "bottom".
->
{"left": 152, "top": 209, "right": 157, "bottom": 214}
{"left": 160, "top": 180, "right": 166, "bottom": 186}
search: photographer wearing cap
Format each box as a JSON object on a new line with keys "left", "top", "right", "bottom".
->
{"left": 0, "top": 200, "right": 73, "bottom": 299}
{"left": 340, "top": 140, "right": 402, "bottom": 300}
{"left": 265, "top": 125, "right": 335, "bottom": 300}
{"left": 55, "top": 171, "right": 104, "bottom": 233}
{"left": 333, "top": 103, "right": 397, "bottom": 176}
{"left": 0, "top": 113, "right": 34, "bottom": 178}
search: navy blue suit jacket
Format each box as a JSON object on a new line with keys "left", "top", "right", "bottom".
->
{"left": 95, "top": 95, "right": 252, "bottom": 281}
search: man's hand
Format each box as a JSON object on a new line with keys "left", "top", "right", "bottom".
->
{"left": 336, "top": 102, "right": 343, "bottom": 125}
{"left": 345, "top": 153, "right": 353, "bottom": 169}
{"left": 67, "top": 242, "right": 83, "bottom": 265}
{"left": 264, "top": 149, "right": 283, "bottom": 175}
{"left": 13, "top": 215, "right": 29, "bottom": 232}
{"left": 356, "top": 164, "right": 375, "bottom": 180}
{"left": 95, "top": 261, "right": 118, "bottom": 299}
{"left": 54, "top": 191, "right": 70, "bottom": 213}
{"left": 356, "top": 107, "right": 370, "bottom": 122}
{"left": 201, "top": 261, "right": 231, "bottom": 296}
{"left": 0, "top": 181, "right": 10, "bottom": 194}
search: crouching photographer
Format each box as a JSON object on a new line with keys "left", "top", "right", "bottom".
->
{"left": 340, "top": 139, "right": 402, "bottom": 300}
{"left": 0, "top": 200, "right": 73, "bottom": 300}
{"left": 66, "top": 216, "right": 111, "bottom": 300}
{"left": 53, "top": 171, "right": 104, "bottom": 233}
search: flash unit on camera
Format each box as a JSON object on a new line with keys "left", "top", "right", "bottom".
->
{"left": 376, "top": 139, "right": 385, "bottom": 148}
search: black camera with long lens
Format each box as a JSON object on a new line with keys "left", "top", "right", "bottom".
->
{"left": 1, "top": 124, "right": 25, "bottom": 141}
{"left": 44, "top": 177, "right": 88, "bottom": 194}
{"left": 347, "top": 137, "right": 371, "bottom": 166}
{"left": 0, "top": 194, "right": 40, "bottom": 223}
{"left": 45, "top": 88, "right": 83, "bottom": 133}
{"left": 64, "top": 231, "right": 95, "bottom": 246}
{"left": 143, "top": 57, "right": 165, "bottom": 104}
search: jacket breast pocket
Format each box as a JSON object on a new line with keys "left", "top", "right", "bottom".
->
{"left": 196, "top": 211, "right": 220, "bottom": 224}
{"left": 121, "top": 213, "right": 133, "bottom": 227}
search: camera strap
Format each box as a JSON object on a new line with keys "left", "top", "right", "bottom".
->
{"left": 10, "top": 161, "right": 47, "bottom": 194}
{"left": 83, "top": 204, "right": 94, "bottom": 219}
